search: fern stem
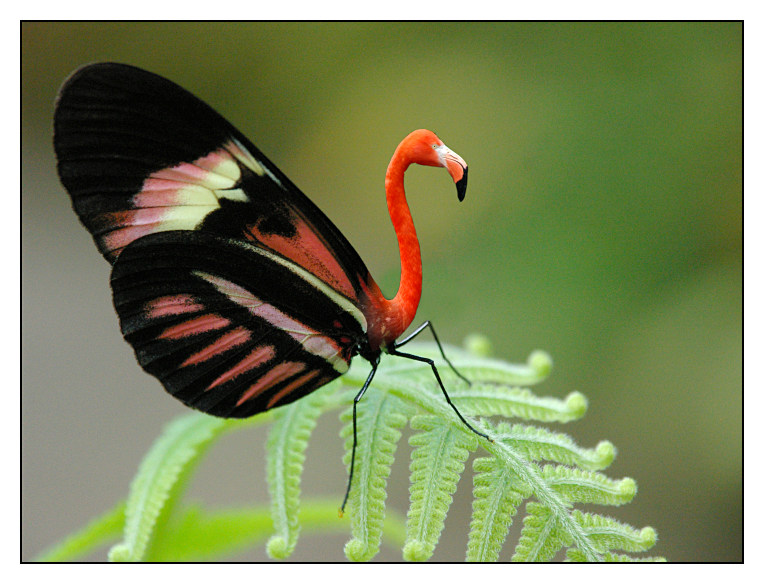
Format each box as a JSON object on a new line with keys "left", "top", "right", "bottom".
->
{"left": 488, "top": 439, "right": 601, "bottom": 561}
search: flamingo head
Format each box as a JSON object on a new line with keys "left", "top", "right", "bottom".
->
{"left": 396, "top": 129, "right": 469, "bottom": 201}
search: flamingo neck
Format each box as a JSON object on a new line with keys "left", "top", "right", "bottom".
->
{"left": 375, "top": 156, "right": 422, "bottom": 346}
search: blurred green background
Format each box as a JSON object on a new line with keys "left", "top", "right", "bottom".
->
{"left": 22, "top": 22, "right": 741, "bottom": 561}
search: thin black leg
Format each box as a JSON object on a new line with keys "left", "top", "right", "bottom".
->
{"left": 340, "top": 359, "right": 378, "bottom": 516}
{"left": 387, "top": 345, "right": 490, "bottom": 442}
{"left": 394, "top": 320, "right": 470, "bottom": 386}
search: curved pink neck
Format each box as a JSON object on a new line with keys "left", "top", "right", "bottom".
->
{"left": 374, "top": 155, "right": 422, "bottom": 346}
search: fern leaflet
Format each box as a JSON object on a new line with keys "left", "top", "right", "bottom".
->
{"left": 340, "top": 386, "right": 415, "bottom": 561}
{"left": 265, "top": 389, "right": 328, "bottom": 558}
{"left": 404, "top": 414, "right": 478, "bottom": 561}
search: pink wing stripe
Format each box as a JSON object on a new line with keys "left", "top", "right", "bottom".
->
{"left": 189, "top": 150, "right": 234, "bottom": 174}
{"left": 139, "top": 177, "right": 187, "bottom": 191}
{"left": 194, "top": 273, "right": 262, "bottom": 307}
{"left": 194, "top": 271, "right": 349, "bottom": 372}
{"left": 149, "top": 151, "right": 238, "bottom": 186}
{"left": 207, "top": 344, "right": 277, "bottom": 390}
{"left": 180, "top": 326, "right": 252, "bottom": 367}
{"left": 245, "top": 215, "right": 357, "bottom": 300}
{"left": 235, "top": 361, "right": 306, "bottom": 406}
{"left": 266, "top": 369, "right": 321, "bottom": 409}
{"left": 101, "top": 211, "right": 166, "bottom": 253}
{"left": 100, "top": 208, "right": 173, "bottom": 228}
{"left": 101, "top": 208, "right": 202, "bottom": 255}
{"left": 150, "top": 164, "right": 210, "bottom": 183}
{"left": 195, "top": 273, "right": 302, "bottom": 330}
{"left": 158, "top": 314, "right": 231, "bottom": 340}
{"left": 133, "top": 183, "right": 213, "bottom": 207}
{"left": 144, "top": 295, "right": 205, "bottom": 319}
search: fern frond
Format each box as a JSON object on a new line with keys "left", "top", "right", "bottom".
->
{"left": 340, "top": 387, "right": 415, "bottom": 562}
{"left": 478, "top": 423, "right": 607, "bottom": 561}
{"left": 495, "top": 422, "right": 615, "bottom": 471}
{"left": 265, "top": 389, "right": 328, "bottom": 559}
{"left": 43, "top": 341, "right": 662, "bottom": 562}
{"left": 107, "top": 412, "right": 267, "bottom": 562}
{"left": 466, "top": 457, "right": 530, "bottom": 562}
{"left": 403, "top": 414, "right": 478, "bottom": 561}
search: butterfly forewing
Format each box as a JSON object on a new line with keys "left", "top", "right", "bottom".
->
{"left": 110, "top": 230, "right": 366, "bottom": 418}
{"left": 54, "top": 63, "right": 374, "bottom": 306}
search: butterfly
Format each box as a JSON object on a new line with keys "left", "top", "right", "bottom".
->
{"left": 54, "top": 63, "right": 488, "bottom": 511}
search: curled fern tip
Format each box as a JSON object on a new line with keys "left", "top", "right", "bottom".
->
{"left": 345, "top": 539, "right": 372, "bottom": 562}
{"left": 403, "top": 540, "right": 428, "bottom": 562}
{"left": 528, "top": 350, "right": 553, "bottom": 376}
{"left": 565, "top": 392, "right": 588, "bottom": 416}
{"left": 595, "top": 441, "right": 616, "bottom": 466}
{"left": 266, "top": 536, "right": 289, "bottom": 559}
{"left": 620, "top": 478, "right": 637, "bottom": 499}
{"left": 464, "top": 333, "right": 493, "bottom": 357}
{"left": 107, "top": 543, "right": 130, "bottom": 562}
{"left": 640, "top": 527, "right": 657, "bottom": 547}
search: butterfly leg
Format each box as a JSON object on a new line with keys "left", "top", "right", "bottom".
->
{"left": 388, "top": 343, "right": 491, "bottom": 442}
{"left": 339, "top": 358, "right": 379, "bottom": 516}
{"left": 394, "top": 320, "right": 470, "bottom": 386}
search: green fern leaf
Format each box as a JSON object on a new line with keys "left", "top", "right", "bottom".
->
{"left": 403, "top": 414, "right": 478, "bottom": 561}
{"left": 107, "top": 412, "right": 268, "bottom": 562}
{"left": 466, "top": 456, "right": 530, "bottom": 562}
{"left": 265, "top": 389, "right": 328, "bottom": 559}
{"left": 459, "top": 349, "right": 553, "bottom": 386}
{"left": 151, "top": 503, "right": 273, "bottom": 561}
{"left": 341, "top": 386, "right": 415, "bottom": 561}
{"left": 542, "top": 465, "right": 637, "bottom": 506}
{"left": 571, "top": 510, "right": 658, "bottom": 554}
{"left": 454, "top": 385, "right": 588, "bottom": 423}
{"left": 495, "top": 422, "right": 615, "bottom": 471}
{"left": 399, "top": 345, "right": 553, "bottom": 387}
{"left": 512, "top": 502, "right": 573, "bottom": 562}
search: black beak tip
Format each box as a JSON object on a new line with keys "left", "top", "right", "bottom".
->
{"left": 455, "top": 166, "right": 468, "bottom": 202}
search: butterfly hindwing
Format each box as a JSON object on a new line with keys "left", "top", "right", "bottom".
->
{"left": 54, "top": 62, "right": 374, "bottom": 305}
{"left": 110, "top": 230, "right": 367, "bottom": 418}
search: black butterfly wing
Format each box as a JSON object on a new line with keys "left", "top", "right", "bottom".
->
{"left": 111, "top": 230, "right": 366, "bottom": 418}
{"left": 53, "top": 63, "right": 387, "bottom": 416}
{"left": 54, "top": 62, "right": 376, "bottom": 305}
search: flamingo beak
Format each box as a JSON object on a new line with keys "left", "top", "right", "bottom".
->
{"left": 436, "top": 144, "right": 468, "bottom": 201}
